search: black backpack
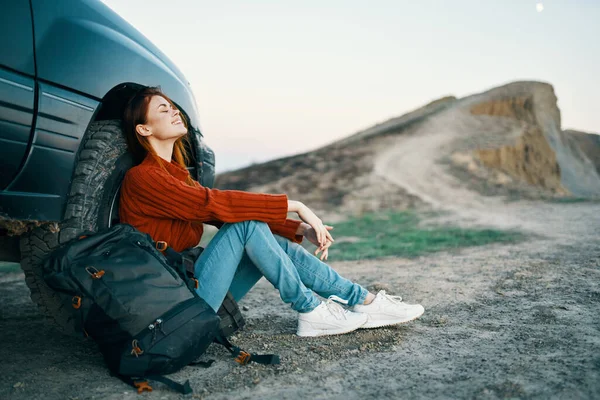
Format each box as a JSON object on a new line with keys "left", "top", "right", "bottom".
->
{"left": 42, "top": 223, "right": 279, "bottom": 394}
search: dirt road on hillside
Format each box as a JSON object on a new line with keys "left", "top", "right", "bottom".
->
{"left": 1, "top": 105, "right": 599, "bottom": 398}
{"left": 374, "top": 99, "right": 545, "bottom": 231}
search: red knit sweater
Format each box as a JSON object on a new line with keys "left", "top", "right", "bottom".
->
{"left": 119, "top": 153, "right": 303, "bottom": 252}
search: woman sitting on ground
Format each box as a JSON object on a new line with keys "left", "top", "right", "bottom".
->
{"left": 119, "top": 87, "right": 424, "bottom": 337}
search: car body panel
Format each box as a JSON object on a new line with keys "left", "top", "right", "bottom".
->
{"left": 31, "top": 0, "right": 201, "bottom": 129}
{"left": 1, "top": 82, "right": 98, "bottom": 220}
{"left": 0, "top": 69, "right": 36, "bottom": 191}
{"left": 0, "top": 1, "right": 36, "bottom": 190}
{"left": 0, "top": 0, "right": 35, "bottom": 76}
{"left": 1, "top": 0, "right": 214, "bottom": 223}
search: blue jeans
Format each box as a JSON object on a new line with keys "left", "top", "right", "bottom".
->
{"left": 194, "top": 220, "right": 368, "bottom": 313}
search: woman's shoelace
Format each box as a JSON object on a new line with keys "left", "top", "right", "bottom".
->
{"left": 323, "top": 291, "right": 405, "bottom": 320}
{"left": 379, "top": 290, "right": 403, "bottom": 304}
{"left": 325, "top": 297, "right": 349, "bottom": 319}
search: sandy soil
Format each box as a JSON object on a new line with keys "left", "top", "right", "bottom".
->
{"left": 2, "top": 98, "right": 599, "bottom": 398}
{"left": 1, "top": 200, "right": 598, "bottom": 400}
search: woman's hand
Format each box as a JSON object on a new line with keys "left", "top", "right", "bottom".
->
{"left": 314, "top": 238, "right": 333, "bottom": 261}
{"left": 296, "top": 222, "right": 334, "bottom": 261}
{"left": 289, "top": 202, "right": 333, "bottom": 247}
{"left": 303, "top": 223, "right": 334, "bottom": 247}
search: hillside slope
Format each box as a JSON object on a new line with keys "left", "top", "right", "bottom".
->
{"left": 216, "top": 81, "right": 600, "bottom": 219}
{"left": 565, "top": 129, "right": 600, "bottom": 175}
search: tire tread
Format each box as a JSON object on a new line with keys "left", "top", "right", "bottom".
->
{"left": 19, "top": 120, "right": 128, "bottom": 335}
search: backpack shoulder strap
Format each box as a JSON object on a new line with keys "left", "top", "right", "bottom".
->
{"left": 116, "top": 374, "right": 192, "bottom": 395}
{"left": 214, "top": 335, "right": 280, "bottom": 366}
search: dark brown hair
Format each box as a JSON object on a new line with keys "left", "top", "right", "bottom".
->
{"left": 122, "top": 87, "right": 195, "bottom": 186}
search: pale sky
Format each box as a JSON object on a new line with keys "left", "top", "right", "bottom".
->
{"left": 102, "top": 0, "right": 599, "bottom": 173}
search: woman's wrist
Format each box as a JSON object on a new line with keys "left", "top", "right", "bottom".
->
{"left": 287, "top": 200, "right": 305, "bottom": 213}
{"left": 296, "top": 222, "right": 310, "bottom": 236}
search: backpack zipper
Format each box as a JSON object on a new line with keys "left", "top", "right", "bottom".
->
{"left": 148, "top": 318, "right": 164, "bottom": 343}
{"left": 133, "top": 297, "right": 213, "bottom": 352}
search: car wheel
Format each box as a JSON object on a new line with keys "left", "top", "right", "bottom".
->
{"left": 19, "top": 120, "right": 132, "bottom": 335}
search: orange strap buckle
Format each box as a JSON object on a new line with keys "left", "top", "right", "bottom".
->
{"left": 156, "top": 241, "right": 168, "bottom": 251}
{"left": 86, "top": 266, "right": 105, "bottom": 279}
{"left": 92, "top": 270, "right": 105, "bottom": 279}
{"left": 78, "top": 235, "right": 88, "bottom": 240}
{"left": 131, "top": 339, "right": 144, "bottom": 358}
{"left": 134, "top": 381, "right": 153, "bottom": 394}
{"left": 235, "top": 351, "right": 251, "bottom": 365}
{"left": 72, "top": 296, "right": 82, "bottom": 309}
{"left": 192, "top": 278, "right": 199, "bottom": 289}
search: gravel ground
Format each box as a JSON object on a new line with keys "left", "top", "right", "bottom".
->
{"left": 1, "top": 201, "right": 598, "bottom": 399}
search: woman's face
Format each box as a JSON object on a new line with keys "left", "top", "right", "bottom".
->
{"left": 136, "top": 95, "right": 187, "bottom": 141}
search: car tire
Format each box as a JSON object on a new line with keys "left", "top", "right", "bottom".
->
{"left": 19, "top": 120, "right": 132, "bottom": 335}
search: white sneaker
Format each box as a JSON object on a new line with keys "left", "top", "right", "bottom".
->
{"left": 352, "top": 290, "right": 424, "bottom": 329}
{"left": 296, "top": 296, "right": 368, "bottom": 337}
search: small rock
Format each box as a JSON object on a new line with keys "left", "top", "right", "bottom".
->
{"left": 13, "top": 382, "right": 24, "bottom": 388}
{"left": 253, "top": 378, "right": 260, "bottom": 385}
{"left": 242, "top": 305, "right": 250, "bottom": 311}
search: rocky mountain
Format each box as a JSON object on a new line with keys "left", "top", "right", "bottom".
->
{"left": 565, "top": 129, "right": 600, "bottom": 175}
{"left": 215, "top": 81, "right": 600, "bottom": 216}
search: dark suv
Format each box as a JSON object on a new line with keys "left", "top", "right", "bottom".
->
{"left": 0, "top": 0, "right": 215, "bottom": 332}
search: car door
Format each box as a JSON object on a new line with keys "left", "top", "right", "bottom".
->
{"left": 0, "top": 1, "right": 36, "bottom": 191}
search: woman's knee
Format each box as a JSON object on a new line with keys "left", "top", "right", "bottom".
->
{"left": 222, "top": 220, "right": 268, "bottom": 235}
{"left": 224, "top": 220, "right": 267, "bottom": 228}
{"left": 245, "top": 220, "right": 268, "bottom": 228}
